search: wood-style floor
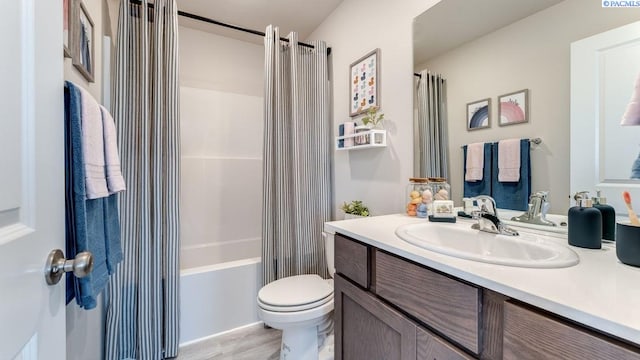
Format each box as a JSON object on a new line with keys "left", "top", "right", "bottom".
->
{"left": 176, "top": 323, "right": 282, "bottom": 360}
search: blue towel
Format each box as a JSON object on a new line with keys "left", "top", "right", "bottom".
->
{"left": 491, "top": 139, "right": 531, "bottom": 211}
{"left": 103, "top": 194, "right": 123, "bottom": 273}
{"left": 64, "top": 81, "right": 123, "bottom": 309}
{"left": 463, "top": 143, "right": 492, "bottom": 198}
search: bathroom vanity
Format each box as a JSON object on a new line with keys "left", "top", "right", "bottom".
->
{"left": 325, "top": 215, "right": 640, "bottom": 360}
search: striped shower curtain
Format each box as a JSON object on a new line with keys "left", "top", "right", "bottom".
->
{"left": 415, "top": 70, "right": 449, "bottom": 179}
{"left": 105, "top": 0, "right": 180, "bottom": 359}
{"left": 262, "top": 25, "right": 332, "bottom": 285}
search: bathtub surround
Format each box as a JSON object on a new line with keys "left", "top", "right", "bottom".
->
{"left": 178, "top": 25, "right": 264, "bottom": 342}
{"left": 415, "top": 70, "right": 449, "bottom": 179}
{"left": 105, "top": 0, "right": 181, "bottom": 358}
{"left": 179, "top": 87, "right": 263, "bottom": 268}
{"left": 180, "top": 258, "right": 262, "bottom": 345}
{"left": 262, "top": 26, "right": 332, "bottom": 285}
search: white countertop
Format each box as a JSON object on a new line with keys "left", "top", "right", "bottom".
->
{"left": 325, "top": 214, "right": 640, "bottom": 346}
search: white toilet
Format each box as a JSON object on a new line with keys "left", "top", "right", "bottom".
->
{"left": 257, "top": 231, "right": 336, "bottom": 360}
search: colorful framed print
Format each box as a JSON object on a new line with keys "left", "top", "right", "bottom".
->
{"left": 499, "top": 89, "right": 529, "bottom": 126}
{"left": 349, "top": 49, "right": 380, "bottom": 117}
{"left": 72, "top": 1, "right": 95, "bottom": 82}
{"left": 467, "top": 98, "right": 491, "bottom": 130}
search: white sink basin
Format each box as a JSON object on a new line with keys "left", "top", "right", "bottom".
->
{"left": 395, "top": 222, "right": 579, "bottom": 268}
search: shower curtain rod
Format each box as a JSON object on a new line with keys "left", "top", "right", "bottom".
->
{"left": 130, "top": 0, "right": 332, "bottom": 55}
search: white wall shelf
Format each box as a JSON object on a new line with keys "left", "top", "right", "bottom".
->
{"left": 335, "top": 129, "right": 387, "bottom": 151}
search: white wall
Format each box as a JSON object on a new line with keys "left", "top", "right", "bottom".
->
{"left": 179, "top": 27, "right": 264, "bottom": 269}
{"left": 63, "top": 0, "right": 106, "bottom": 359}
{"left": 308, "top": 0, "right": 441, "bottom": 217}
{"left": 415, "top": 0, "right": 640, "bottom": 213}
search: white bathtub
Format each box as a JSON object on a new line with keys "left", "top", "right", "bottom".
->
{"left": 179, "top": 256, "right": 262, "bottom": 345}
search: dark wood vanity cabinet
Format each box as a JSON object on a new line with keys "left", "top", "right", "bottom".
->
{"left": 334, "top": 234, "right": 476, "bottom": 360}
{"left": 335, "top": 274, "right": 472, "bottom": 360}
{"left": 333, "top": 233, "right": 640, "bottom": 360}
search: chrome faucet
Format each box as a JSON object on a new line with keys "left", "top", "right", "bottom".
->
{"left": 469, "top": 195, "right": 519, "bottom": 236}
{"left": 511, "top": 191, "right": 557, "bottom": 227}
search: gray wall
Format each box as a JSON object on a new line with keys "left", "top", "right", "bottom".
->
{"left": 416, "top": 0, "right": 640, "bottom": 212}
{"left": 308, "top": 0, "right": 441, "bottom": 217}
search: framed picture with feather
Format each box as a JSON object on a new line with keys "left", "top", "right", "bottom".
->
{"left": 349, "top": 49, "right": 380, "bottom": 117}
{"left": 72, "top": 1, "right": 95, "bottom": 82}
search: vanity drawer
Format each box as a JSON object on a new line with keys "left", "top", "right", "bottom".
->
{"left": 335, "top": 234, "right": 369, "bottom": 289}
{"left": 417, "top": 326, "right": 474, "bottom": 360}
{"left": 374, "top": 250, "right": 481, "bottom": 354}
{"left": 503, "top": 302, "right": 640, "bottom": 360}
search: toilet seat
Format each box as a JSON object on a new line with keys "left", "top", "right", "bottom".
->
{"left": 258, "top": 274, "right": 333, "bottom": 312}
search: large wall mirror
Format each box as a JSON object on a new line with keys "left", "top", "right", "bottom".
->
{"left": 413, "top": 0, "right": 640, "bottom": 214}
{"left": 571, "top": 21, "right": 640, "bottom": 214}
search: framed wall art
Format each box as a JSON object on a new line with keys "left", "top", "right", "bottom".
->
{"left": 498, "top": 89, "right": 529, "bottom": 126}
{"left": 72, "top": 1, "right": 95, "bottom": 82}
{"left": 349, "top": 49, "right": 380, "bottom": 117}
{"left": 467, "top": 98, "right": 491, "bottom": 130}
{"left": 63, "top": 0, "right": 74, "bottom": 58}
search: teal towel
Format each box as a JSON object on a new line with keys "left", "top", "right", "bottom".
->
{"left": 491, "top": 139, "right": 531, "bottom": 211}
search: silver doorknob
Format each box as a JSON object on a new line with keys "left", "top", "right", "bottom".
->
{"left": 44, "top": 249, "right": 94, "bottom": 285}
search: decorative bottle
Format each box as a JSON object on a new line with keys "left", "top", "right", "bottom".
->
{"left": 568, "top": 193, "right": 602, "bottom": 249}
{"left": 592, "top": 190, "right": 616, "bottom": 241}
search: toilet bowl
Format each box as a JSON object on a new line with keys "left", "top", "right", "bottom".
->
{"left": 257, "top": 231, "right": 336, "bottom": 360}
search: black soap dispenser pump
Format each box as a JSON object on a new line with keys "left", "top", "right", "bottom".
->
{"left": 593, "top": 190, "right": 616, "bottom": 241}
{"left": 568, "top": 192, "right": 602, "bottom": 249}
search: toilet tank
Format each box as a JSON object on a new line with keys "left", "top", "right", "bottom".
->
{"left": 323, "top": 231, "right": 335, "bottom": 278}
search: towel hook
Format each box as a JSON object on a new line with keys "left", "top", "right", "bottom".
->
{"left": 44, "top": 249, "right": 94, "bottom": 285}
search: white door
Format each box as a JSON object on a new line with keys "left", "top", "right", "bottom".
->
{"left": 0, "top": 0, "right": 66, "bottom": 359}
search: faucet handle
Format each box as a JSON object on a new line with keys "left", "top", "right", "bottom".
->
{"left": 470, "top": 195, "right": 498, "bottom": 216}
{"left": 532, "top": 191, "right": 549, "bottom": 200}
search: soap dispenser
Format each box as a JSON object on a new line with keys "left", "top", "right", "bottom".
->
{"left": 593, "top": 190, "right": 616, "bottom": 241}
{"left": 568, "top": 192, "right": 602, "bottom": 249}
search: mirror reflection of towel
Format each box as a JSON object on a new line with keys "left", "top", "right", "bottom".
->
{"left": 465, "top": 142, "right": 485, "bottom": 182}
{"left": 498, "top": 139, "right": 521, "bottom": 182}
{"left": 463, "top": 143, "right": 492, "bottom": 198}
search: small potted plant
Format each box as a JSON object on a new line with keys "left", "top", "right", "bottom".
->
{"left": 354, "top": 106, "right": 385, "bottom": 145}
{"left": 361, "top": 106, "right": 385, "bottom": 128}
{"left": 341, "top": 200, "right": 370, "bottom": 219}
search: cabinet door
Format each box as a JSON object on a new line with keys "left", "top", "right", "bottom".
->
{"left": 335, "top": 274, "right": 417, "bottom": 360}
{"left": 416, "top": 327, "right": 474, "bottom": 360}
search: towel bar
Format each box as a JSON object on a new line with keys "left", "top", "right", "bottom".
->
{"left": 461, "top": 138, "right": 541, "bottom": 148}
